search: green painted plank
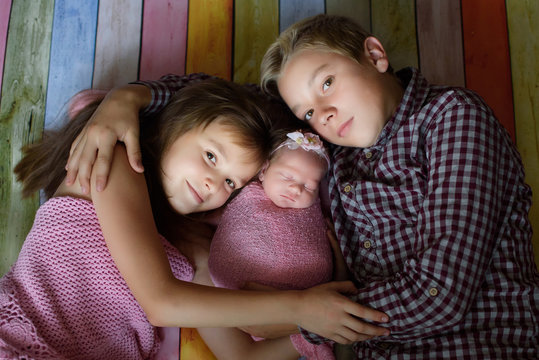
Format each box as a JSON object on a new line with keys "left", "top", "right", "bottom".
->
{"left": 506, "top": 0, "right": 539, "bottom": 268}
{"left": 371, "top": 0, "right": 418, "bottom": 72}
{"left": 0, "top": 0, "right": 55, "bottom": 275}
{"left": 325, "top": 0, "right": 371, "bottom": 32}
{"left": 416, "top": 0, "right": 464, "bottom": 86}
{"left": 233, "top": 0, "right": 279, "bottom": 84}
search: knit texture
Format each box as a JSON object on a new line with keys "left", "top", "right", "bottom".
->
{"left": 0, "top": 197, "right": 194, "bottom": 360}
{"left": 208, "top": 182, "right": 334, "bottom": 359}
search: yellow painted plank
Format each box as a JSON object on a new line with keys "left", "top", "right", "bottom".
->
{"left": 325, "top": 0, "right": 371, "bottom": 32}
{"left": 0, "top": 1, "right": 54, "bottom": 275}
{"left": 371, "top": 0, "right": 418, "bottom": 72}
{"left": 506, "top": 0, "right": 539, "bottom": 268}
{"left": 186, "top": 0, "right": 233, "bottom": 80}
{"left": 233, "top": 0, "right": 279, "bottom": 84}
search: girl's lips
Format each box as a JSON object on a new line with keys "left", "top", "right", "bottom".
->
{"left": 280, "top": 194, "right": 296, "bottom": 202}
{"left": 337, "top": 118, "right": 353, "bottom": 138}
{"left": 187, "top": 181, "right": 203, "bottom": 204}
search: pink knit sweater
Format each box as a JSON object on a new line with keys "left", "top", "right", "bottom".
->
{"left": 208, "top": 182, "right": 335, "bottom": 359}
{"left": 0, "top": 197, "right": 194, "bottom": 360}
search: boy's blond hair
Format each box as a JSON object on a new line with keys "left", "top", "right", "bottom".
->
{"left": 260, "top": 14, "right": 372, "bottom": 97}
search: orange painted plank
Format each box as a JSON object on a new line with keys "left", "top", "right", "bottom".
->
{"left": 0, "top": 0, "right": 12, "bottom": 94}
{"left": 233, "top": 0, "right": 279, "bottom": 84}
{"left": 416, "top": 0, "right": 465, "bottom": 86}
{"left": 462, "top": 0, "right": 514, "bottom": 139}
{"left": 186, "top": 0, "right": 233, "bottom": 80}
{"left": 139, "top": 0, "right": 188, "bottom": 80}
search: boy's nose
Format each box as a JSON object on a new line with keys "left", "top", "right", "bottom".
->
{"left": 318, "top": 106, "right": 335, "bottom": 126}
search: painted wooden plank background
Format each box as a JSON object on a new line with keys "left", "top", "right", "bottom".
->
{"left": 507, "top": 0, "right": 539, "bottom": 268}
{"left": 186, "top": 0, "right": 233, "bottom": 80}
{"left": 416, "top": 0, "right": 465, "bottom": 86}
{"left": 0, "top": 0, "right": 11, "bottom": 95}
{"left": 233, "top": 0, "right": 279, "bottom": 84}
{"left": 462, "top": 0, "right": 515, "bottom": 140}
{"left": 139, "top": 0, "right": 189, "bottom": 81}
{"left": 1, "top": 0, "right": 538, "bottom": 280}
{"left": 93, "top": 0, "right": 143, "bottom": 89}
{"left": 45, "top": 0, "right": 99, "bottom": 129}
{"left": 0, "top": 0, "right": 54, "bottom": 276}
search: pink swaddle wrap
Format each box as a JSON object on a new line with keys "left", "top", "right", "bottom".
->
{"left": 209, "top": 182, "right": 335, "bottom": 359}
{"left": 0, "top": 197, "right": 194, "bottom": 359}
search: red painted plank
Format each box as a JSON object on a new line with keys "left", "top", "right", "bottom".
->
{"left": 0, "top": 0, "right": 12, "bottom": 94}
{"left": 462, "top": 0, "right": 515, "bottom": 140}
{"left": 139, "top": 0, "right": 188, "bottom": 80}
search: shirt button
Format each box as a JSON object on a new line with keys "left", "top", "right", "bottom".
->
{"left": 429, "top": 287, "right": 439, "bottom": 296}
{"left": 343, "top": 185, "right": 352, "bottom": 193}
{"left": 365, "top": 151, "right": 373, "bottom": 159}
{"left": 363, "top": 240, "right": 372, "bottom": 249}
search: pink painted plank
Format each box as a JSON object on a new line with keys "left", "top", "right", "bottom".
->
{"left": 0, "top": 0, "right": 12, "bottom": 94}
{"left": 462, "top": 0, "right": 514, "bottom": 140}
{"left": 139, "top": 0, "right": 188, "bottom": 80}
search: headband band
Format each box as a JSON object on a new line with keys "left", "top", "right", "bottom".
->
{"left": 272, "top": 131, "right": 330, "bottom": 167}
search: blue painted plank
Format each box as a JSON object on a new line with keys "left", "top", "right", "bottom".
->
{"left": 45, "top": 0, "right": 99, "bottom": 129}
{"left": 279, "top": 0, "right": 325, "bottom": 33}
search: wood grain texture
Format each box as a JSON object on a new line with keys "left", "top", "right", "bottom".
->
{"left": 233, "top": 0, "right": 279, "bottom": 84}
{"left": 371, "top": 0, "right": 418, "bottom": 71}
{"left": 45, "top": 0, "right": 99, "bottom": 128}
{"left": 93, "top": 0, "right": 143, "bottom": 88}
{"left": 506, "top": 0, "right": 539, "bottom": 268}
{"left": 139, "top": 0, "right": 188, "bottom": 81}
{"left": 462, "top": 0, "right": 515, "bottom": 139}
{"left": 279, "top": 0, "right": 325, "bottom": 33}
{"left": 0, "top": 1, "right": 54, "bottom": 276}
{"left": 325, "top": 0, "right": 371, "bottom": 32}
{"left": 416, "top": 0, "right": 464, "bottom": 86}
{"left": 186, "top": 0, "right": 233, "bottom": 80}
{"left": 0, "top": 0, "right": 11, "bottom": 95}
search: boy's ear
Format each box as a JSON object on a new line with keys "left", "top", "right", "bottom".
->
{"left": 364, "top": 36, "right": 389, "bottom": 73}
{"left": 258, "top": 161, "right": 270, "bottom": 182}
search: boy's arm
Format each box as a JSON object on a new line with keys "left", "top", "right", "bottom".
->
{"left": 66, "top": 73, "right": 213, "bottom": 193}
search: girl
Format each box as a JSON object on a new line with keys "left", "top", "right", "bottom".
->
{"left": 0, "top": 78, "right": 383, "bottom": 359}
{"left": 199, "top": 130, "right": 344, "bottom": 359}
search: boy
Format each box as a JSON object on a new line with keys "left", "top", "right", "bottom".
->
{"left": 66, "top": 15, "right": 537, "bottom": 358}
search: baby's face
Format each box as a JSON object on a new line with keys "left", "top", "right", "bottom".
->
{"left": 259, "top": 147, "right": 326, "bottom": 209}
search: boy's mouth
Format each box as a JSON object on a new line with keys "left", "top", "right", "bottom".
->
{"left": 337, "top": 118, "right": 353, "bottom": 137}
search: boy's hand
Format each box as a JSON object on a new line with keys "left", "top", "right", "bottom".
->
{"left": 297, "top": 281, "right": 390, "bottom": 344}
{"left": 65, "top": 84, "right": 150, "bottom": 194}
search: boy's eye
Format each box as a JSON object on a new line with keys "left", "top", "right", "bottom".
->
{"left": 206, "top": 152, "right": 216, "bottom": 163}
{"left": 323, "top": 77, "right": 333, "bottom": 91}
{"left": 225, "top": 178, "right": 236, "bottom": 189}
{"left": 304, "top": 110, "right": 314, "bottom": 122}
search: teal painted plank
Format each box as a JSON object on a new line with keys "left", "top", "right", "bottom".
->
{"left": 93, "top": 0, "right": 143, "bottom": 88}
{"left": 0, "top": 1, "right": 55, "bottom": 275}
{"left": 279, "top": 0, "right": 325, "bottom": 33}
{"left": 0, "top": 0, "right": 12, "bottom": 95}
{"left": 45, "top": 0, "right": 99, "bottom": 129}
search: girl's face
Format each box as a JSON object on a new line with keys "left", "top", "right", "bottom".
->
{"left": 160, "top": 119, "right": 260, "bottom": 214}
{"left": 259, "top": 147, "right": 326, "bottom": 209}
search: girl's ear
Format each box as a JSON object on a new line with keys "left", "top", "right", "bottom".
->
{"left": 258, "top": 161, "right": 270, "bottom": 182}
{"left": 363, "top": 36, "right": 389, "bottom": 73}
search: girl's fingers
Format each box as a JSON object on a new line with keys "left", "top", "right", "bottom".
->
{"left": 65, "top": 135, "right": 87, "bottom": 186}
{"left": 124, "top": 129, "right": 144, "bottom": 173}
{"left": 92, "top": 134, "right": 118, "bottom": 192}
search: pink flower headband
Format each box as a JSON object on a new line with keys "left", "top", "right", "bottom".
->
{"left": 272, "top": 131, "right": 330, "bottom": 167}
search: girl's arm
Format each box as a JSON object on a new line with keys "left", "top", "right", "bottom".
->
{"left": 91, "top": 145, "right": 390, "bottom": 342}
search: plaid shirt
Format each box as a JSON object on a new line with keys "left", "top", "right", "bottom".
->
{"left": 302, "top": 68, "right": 539, "bottom": 359}
{"left": 138, "top": 70, "right": 538, "bottom": 359}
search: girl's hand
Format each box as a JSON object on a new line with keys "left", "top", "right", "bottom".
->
{"left": 297, "top": 281, "right": 390, "bottom": 344}
{"left": 65, "top": 84, "right": 151, "bottom": 194}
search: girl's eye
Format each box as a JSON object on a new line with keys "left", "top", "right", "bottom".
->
{"left": 225, "top": 178, "right": 236, "bottom": 189}
{"left": 206, "top": 152, "right": 216, "bottom": 164}
{"left": 323, "top": 77, "right": 333, "bottom": 92}
{"left": 304, "top": 110, "right": 314, "bottom": 122}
